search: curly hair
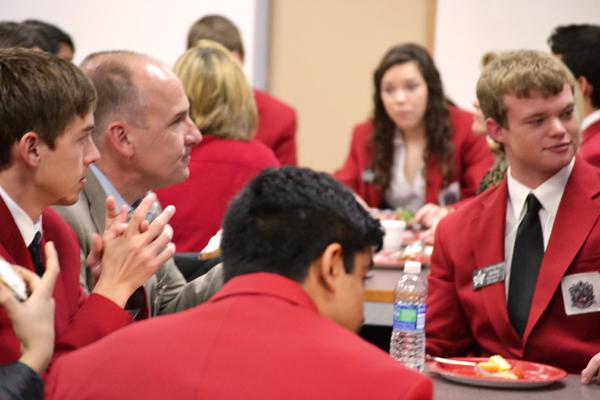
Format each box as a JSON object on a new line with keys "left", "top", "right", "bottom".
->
{"left": 221, "top": 167, "right": 383, "bottom": 283}
{"left": 370, "top": 43, "right": 453, "bottom": 190}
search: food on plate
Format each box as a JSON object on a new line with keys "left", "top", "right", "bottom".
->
{"left": 396, "top": 207, "right": 414, "bottom": 222}
{"left": 475, "top": 355, "right": 524, "bottom": 380}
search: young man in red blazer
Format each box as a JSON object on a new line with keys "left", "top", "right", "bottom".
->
{"left": 426, "top": 50, "right": 600, "bottom": 384}
{"left": 0, "top": 49, "right": 176, "bottom": 370}
{"left": 46, "top": 167, "right": 432, "bottom": 400}
{"left": 186, "top": 14, "right": 298, "bottom": 166}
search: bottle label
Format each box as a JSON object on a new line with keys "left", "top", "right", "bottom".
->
{"left": 392, "top": 303, "right": 426, "bottom": 332}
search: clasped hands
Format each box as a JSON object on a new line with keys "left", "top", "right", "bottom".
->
{"left": 88, "top": 193, "right": 176, "bottom": 308}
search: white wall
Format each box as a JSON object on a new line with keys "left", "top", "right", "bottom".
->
{"left": 0, "top": 0, "right": 269, "bottom": 87}
{"left": 434, "top": 0, "right": 600, "bottom": 110}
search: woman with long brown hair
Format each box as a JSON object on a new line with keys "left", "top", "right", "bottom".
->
{"left": 335, "top": 43, "right": 493, "bottom": 229}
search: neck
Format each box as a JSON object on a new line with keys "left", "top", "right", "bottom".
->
{"left": 0, "top": 168, "right": 45, "bottom": 221}
{"left": 94, "top": 157, "right": 147, "bottom": 204}
{"left": 506, "top": 156, "right": 567, "bottom": 190}
{"left": 582, "top": 100, "right": 597, "bottom": 120}
{"left": 399, "top": 123, "right": 427, "bottom": 143}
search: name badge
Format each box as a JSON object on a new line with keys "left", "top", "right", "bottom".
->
{"left": 560, "top": 272, "right": 600, "bottom": 316}
{"left": 438, "top": 181, "right": 460, "bottom": 206}
{"left": 362, "top": 169, "right": 375, "bottom": 183}
{"left": 472, "top": 262, "right": 506, "bottom": 290}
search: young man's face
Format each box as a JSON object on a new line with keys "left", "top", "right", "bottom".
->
{"left": 334, "top": 249, "right": 373, "bottom": 332}
{"left": 490, "top": 83, "right": 577, "bottom": 188}
{"left": 36, "top": 110, "right": 99, "bottom": 205}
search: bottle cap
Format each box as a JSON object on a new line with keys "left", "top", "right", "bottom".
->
{"left": 404, "top": 261, "right": 422, "bottom": 274}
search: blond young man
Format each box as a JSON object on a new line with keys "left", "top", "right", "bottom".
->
{"left": 426, "top": 50, "right": 600, "bottom": 384}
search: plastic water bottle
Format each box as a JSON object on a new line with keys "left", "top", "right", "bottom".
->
{"left": 390, "top": 261, "right": 427, "bottom": 371}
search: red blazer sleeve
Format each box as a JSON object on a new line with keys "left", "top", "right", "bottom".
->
{"left": 426, "top": 213, "right": 475, "bottom": 357}
{"left": 42, "top": 210, "right": 132, "bottom": 365}
{"left": 334, "top": 122, "right": 383, "bottom": 207}
{"left": 449, "top": 107, "right": 494, "bottom": 201}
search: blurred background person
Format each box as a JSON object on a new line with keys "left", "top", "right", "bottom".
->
{"left": 187, "top": 15, "right": 297, "bottom": 166}
{"left": 471, "top": 51, "right": 509, "bottom": 194}
{"left": 0, "top": 21, "right": 51, "bottom": 51}
{"left": 0, "top": 243, "right": 59, "bottom": 400}
{"left": 335, "top": 43, "right": 493, "bottom": 231}
{"left": 22, "top": 19, "right": 75, "bottom": 61}
{"left": 548, "top": 24, "right": 600, "bottom": 167}
{"left": 156, "top": 40, "right": 279, "bottom": 255}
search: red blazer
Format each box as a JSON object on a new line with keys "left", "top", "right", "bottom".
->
{"left": 156, "top": 136, "right": 280, "bottom": 252}
{"left": 253, "top": 89, "right": 297, "bottom": 166}
{"left": 580, "top": 119, "right": 600, "bottom": 168}
{"left": 426, "top": 156, "right": 600, "bottom": 373}
{"left": 0, "top": 200, "right": 131, "bottom": 367}
{"left": 46, "top": 273, "right": 432, "bottom": 400}
{"left": 334, "top": 106, "right": 493, "bottom": 208}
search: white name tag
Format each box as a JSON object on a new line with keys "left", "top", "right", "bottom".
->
{"left": 560, "top": 272, "right": 600, "bottom": 316}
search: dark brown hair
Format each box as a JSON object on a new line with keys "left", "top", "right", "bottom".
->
{"left": 0, "top": 48, "right": 96, "bottom": 170}
{"left": 187, "top": 15, "right": 244, "bottom": 57}
{"left": 370, "top": 43, "right": 453, "bottom": 189}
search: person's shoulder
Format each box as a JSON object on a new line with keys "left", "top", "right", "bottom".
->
{"left": 351, "top": 120, "right": 375, "bottom": 141}
{"left": 442, "top": 183, "right": 502, "bottom": 225}
{"left": 253, "top": 89, "right": 296, "bottom": 116}
{"left": 447, "top": 105, "right": 475, "bottom": 134}
{"left": 312, "top": 321, "right": 432, "bottom": 393}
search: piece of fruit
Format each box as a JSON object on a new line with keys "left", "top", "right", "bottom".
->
{"left": 476, "top": 361, "right": 500, "bottom": 373}
{"left": 492, "top": 370, "right": 519, "bottom": 380}
{"left": 489, "top": 355, "right": 512, "bottom": 371}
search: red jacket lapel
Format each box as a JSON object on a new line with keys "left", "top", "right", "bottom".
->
{"left": 472, "top": 180, "right": 524, "bottom": 356}
{"left": 523, "top": 158, "right": 600, "bottom": 344}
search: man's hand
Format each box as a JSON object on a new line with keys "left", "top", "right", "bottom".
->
{"left": 0, "top": 242, "right": 60, "bottom": 374}
{"left": 86, "top": 197, "right": 129, "bottom": 284}
{"left": 581, "top": 352, "right": 600, "bottom": 384}
{"left": 91, "top": 193, "right": 176, "bottom": 308}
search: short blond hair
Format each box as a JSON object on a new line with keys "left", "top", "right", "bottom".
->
{"left": 476, "top": 50, "right": 575, "bottom": 128}
{"left": 174, "top": 40, "right": 256, "bottom": 140}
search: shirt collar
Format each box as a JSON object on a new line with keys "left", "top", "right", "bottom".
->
{"left": 507, "top": 158, "right": 574, "bottom": 220}
{"left": 90, "top": 164, "right": 130, "bottom": 209}
{"left": 580, "top": 109, "right": 600, "bottom": 134}
{"left": 0, "top": 185, "right": 42, "bottom": 246}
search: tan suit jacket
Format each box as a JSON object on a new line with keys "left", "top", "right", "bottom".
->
{"left": 54, "top": 169, "right": 224, "bottom": 315}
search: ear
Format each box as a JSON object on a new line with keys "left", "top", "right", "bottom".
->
{"left": 578, "top": 76, "right": 593, "bottom": 99}
{"left": 105, "top": 122, "right": 134, "bottom": 157}
{"left": 486, "top": 117, "right": 506, "bottom": 145}
{"left": 18, "top": 132, "right": 43, "bottom": 167}
{"left": 316, "top": 243, "right": 345, "bottom": 293}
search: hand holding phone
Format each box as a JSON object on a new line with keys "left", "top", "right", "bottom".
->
{"left": 0, "top": 259, "right": 28, "bottom": 301}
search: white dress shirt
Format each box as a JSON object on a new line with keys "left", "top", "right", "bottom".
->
{"left": 503, "top": 158, "right": 574, "bottom": 296}
{"left": 0, "top": 184, "right": 42, "bottom": 248}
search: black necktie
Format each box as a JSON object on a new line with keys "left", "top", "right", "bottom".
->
{"left": 508, "top": 193, "right": 544, "bottom": 337}
{"left": 28, "top": 231, "right": 44, "bottom": 277}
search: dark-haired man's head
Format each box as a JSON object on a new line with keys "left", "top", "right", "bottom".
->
{"left": 0, "top": 47, "right": 98, "bottom": 219}
{"left": 187, "top": 15, "right": 244, "bottom": 62}
{"left": 23, "top": 19, "right": 75, "bottom": 61}
{"left": 0, "top": 47, "right": 96, "bottom": 171}
{"left": 548, "top": 24, "right": 600, "bottom": 112}
{"left": 221, "top": 167, "right": 383, "bottom": 331}
{"left": 0, "top": 21, "right": 51, "bottom": 51}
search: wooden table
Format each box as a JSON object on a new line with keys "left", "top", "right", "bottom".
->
{"left": 430, "top": 371, "right": 600, "bottom": 399}
{"left": 363, "top": 267, "right": 403, "bottom": 326}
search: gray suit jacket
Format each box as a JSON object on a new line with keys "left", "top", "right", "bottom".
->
{"left": 53, "top": 169, "right": 223, "bottom": 316}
